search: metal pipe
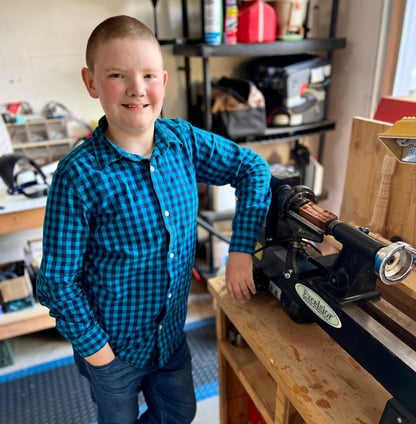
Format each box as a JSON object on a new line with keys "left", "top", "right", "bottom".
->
{"left": 197, "top": 216, "right": 231, "bottom": 244}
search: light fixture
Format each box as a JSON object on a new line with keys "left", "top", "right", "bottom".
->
{"left": 379, "top": 116, "right": 416, "bottom": 163}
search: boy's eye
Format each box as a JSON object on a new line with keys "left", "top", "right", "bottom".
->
{"left": 109, "top": 73, "right": 124, "bottom": 78}
{"left": 144, "top": 74, "right": 156, "bottom": 79}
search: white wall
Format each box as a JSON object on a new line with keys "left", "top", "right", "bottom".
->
{"left": 0, "top": 0, "right": 386, "bottom": 261}
{"left": 0, "top": 0, "right": 184, "bottom": 124}
{"left": 320, "top": 0, "right": 385, "bottom": 215}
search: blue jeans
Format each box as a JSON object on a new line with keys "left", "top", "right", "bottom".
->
{"left": 73, "top": 337, "right": 196, "bottom": 424}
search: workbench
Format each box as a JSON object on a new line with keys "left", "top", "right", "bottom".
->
{"left": 0, "top": 193, "right": 45, "bottom": 235}
{"left": 0, "top": 303, "right": 54, "bottom": 341}
{"left": 0, "top": 194, "right": 54, "bottom": 340}
{"left": 207, "top": 276, "right": 392, "bottom": 424}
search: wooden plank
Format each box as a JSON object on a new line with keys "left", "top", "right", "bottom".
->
{"left": 222, "top": 353, "right": 248, "bottom": 424}
{"left": 340, "top": 116, "right": 416, "bottom": 316}
{"left": 0, "top": 303, "right": 55, "bottom": 340}
{"left": 340, "top": 117, "right": 416, "bottom": 245}
{"left": 215, "top": 298, "right": 249, "bottom": 424}
{"left": 340, "top": 118, "right": 390, "bottom": 228}
{"left": 220, "top": 340, "right": 276, "bottom": 423}
{"left": 275, "top": 387, "right": 292, "bottom": 424}
{"left": 376, "top": 274, "right": 416, "bottom": 322}
{"left": 0, "top": 207, "right": 44, "bottom": 234}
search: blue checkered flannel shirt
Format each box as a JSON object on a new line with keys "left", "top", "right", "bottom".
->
{"left": 37, "top": 116, "right": 271, "bottom": 367}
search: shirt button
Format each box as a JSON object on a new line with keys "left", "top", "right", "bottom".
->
{"left": 164, "top": 210, "right": 170, "bottom": 217}
{"left": 150, "top": 165, "right": 155, "bottom": 172}
{"left": 168, "top": 293, "right": 172, "bottom": 299}
{"left": 169, "top": 252, "right": 175, "bottom": 259}
{"left": 159, "top": 324, "right": 163, "bottom": 330}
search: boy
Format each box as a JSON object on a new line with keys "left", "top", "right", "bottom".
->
{"left": 37, "top": 15, "right": 271, "bottom": 424}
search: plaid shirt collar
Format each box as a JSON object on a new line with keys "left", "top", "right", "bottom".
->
{"left": 92, "top": 116, "right": 183, "bottom": 169}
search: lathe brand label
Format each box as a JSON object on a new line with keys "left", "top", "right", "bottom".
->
{"left": 295, "top": 284, "right": 342, "bottom": 328}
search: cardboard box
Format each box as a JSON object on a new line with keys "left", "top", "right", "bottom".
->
{"left": 0, "top": 261, "right": 34, "bottom": 313}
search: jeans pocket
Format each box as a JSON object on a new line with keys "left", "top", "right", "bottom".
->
{"left": 86, "top": 357, "right": 135, "bottom": 397}
{"left": 87, "top": 356, "right": 120, "bottom": 371}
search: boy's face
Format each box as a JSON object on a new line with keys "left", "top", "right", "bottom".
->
{"left": 82, "top": 37, "right": 168, "bottom": 140}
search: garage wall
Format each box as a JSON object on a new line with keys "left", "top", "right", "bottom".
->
{"left": 321, "top": 0, "right": 386, "bottom": 215}
{"left": 0, "top": 0, "right": 388, "bottom": 261}
{"left": 0, "top": 0, "right": 186, "bottom": 124}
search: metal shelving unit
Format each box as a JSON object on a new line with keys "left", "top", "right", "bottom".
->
{"left": 172, "top": 0, "right": 346, "bottom": 160}
{"left": 172, "top": 0, "right": 346, "bottom": 278}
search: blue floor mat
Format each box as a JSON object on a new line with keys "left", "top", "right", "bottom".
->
{"left": 0, "top": 318, "right": 218, "bottom": 424}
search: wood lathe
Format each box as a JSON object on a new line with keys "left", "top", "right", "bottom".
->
{"left": 252, "top": 173, "right": 416, "bottom": 424}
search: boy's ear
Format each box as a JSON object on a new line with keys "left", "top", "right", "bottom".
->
{"left": 163, "top": 70, "right": 168, "bottom": 88}
{"left": 81, "top": 67, "right": 99, "bottom": 99}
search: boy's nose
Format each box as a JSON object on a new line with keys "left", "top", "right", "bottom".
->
{"left": 127, "top": 78, "right": 144, "bottom": 97}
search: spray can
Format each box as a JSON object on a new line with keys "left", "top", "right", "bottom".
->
{"left": 204, "top": 0, "right": 223, "bottom": 45}
{"left": 224, "top": 0, "right": 238, "bottom": 44}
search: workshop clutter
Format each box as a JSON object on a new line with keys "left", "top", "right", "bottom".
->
{"left": 24, "top": 238, "right": 43, "bottom": 299}
{"left": 203, "top": 0, "right": 310, "bottom": 45}
{"left": 245, "top": 54, "right": 331, "bottom": 126}
{"left": 0, "top": 238, "right": 42, "bottom": 315}
{"left": 237, "top": 0, "right": 277, "bottom": 43}
{"left": 271, "top": 0, "right": 309, "bottom": 40}
{"left": 0, "top": 153, "right": 49, "bottom": 199}
{"left": 1, "top": 100, "right": 92, "bottom": 165}
{"left": 2, "top": 101, "right": 69, "bottom": 145}
{"left": 0, "top": 261, "right": 34, "bottom": 314}
{"left": 210, "top": 77, "right": 267, "bottom": 139}
{"left": 195, "top": 54, "right": 331, "bottom": 139}
{"left": 1, "top": 100, "right": 91, "bottom": 131}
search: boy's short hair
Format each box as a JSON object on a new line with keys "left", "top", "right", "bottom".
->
{"left": 85, "top": 15, "right": 160, "bottom": 71}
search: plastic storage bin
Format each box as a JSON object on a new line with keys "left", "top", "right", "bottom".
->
{"left": 246, "top": 54, "right": 332, "bottom": 126}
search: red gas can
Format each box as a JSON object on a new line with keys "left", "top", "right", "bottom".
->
{"left": 237, "top": 0, "right": 277, "bottom": 43}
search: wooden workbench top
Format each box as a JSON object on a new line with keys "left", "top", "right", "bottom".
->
{"left": 0, "top": 192, "right": 45, "bottom": 235}
{"left": 0, "top": 303, "right": 55, "bottom": 340}
{"left": 208, "top": 276, "right": 391, "bottom": 424}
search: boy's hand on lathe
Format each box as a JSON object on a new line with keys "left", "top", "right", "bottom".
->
{"left": 225, "top": 252, "right": 256, "bottom": 302}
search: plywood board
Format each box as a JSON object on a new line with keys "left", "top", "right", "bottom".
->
{"left": 340, "top": 117, "right": 416, "bottom": 245}
{"left": 340, "top": 117, "right": 416, "bottom": 317}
